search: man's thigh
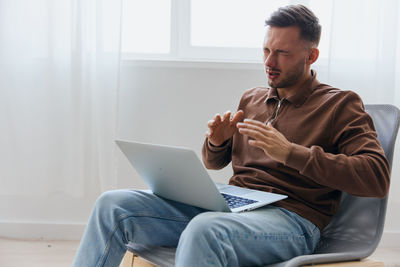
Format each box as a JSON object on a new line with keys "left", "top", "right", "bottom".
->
{"left": 177, "top": 205, "right": 320, "bottom": 266}
{"left": 96, "top": 189, "right": 206, "bottom": 246}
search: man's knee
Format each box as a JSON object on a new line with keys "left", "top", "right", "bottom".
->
{"left": 176, "top": 213, "right": 235, "bottom": 266}
{"left": 93, "top": 189, "right": 148, "bottom": 218}
{"left": 180, "top": 212, "right": 229, "bottom": 242}
{"left": 95, "top": 190, "right": 126, "bottom": 210}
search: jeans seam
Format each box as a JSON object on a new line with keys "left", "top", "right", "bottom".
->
{"left": 96, "top": 213, "right": 191, "bottom": 267}
{"left": 117, "top": 212, "right": 191, "bottom": 245}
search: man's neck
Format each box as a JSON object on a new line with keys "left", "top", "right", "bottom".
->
{"left": 277, "top": 70, "right": 312, "bottom": 99}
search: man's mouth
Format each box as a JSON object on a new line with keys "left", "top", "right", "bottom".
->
{"left": 267, "top": 69, "right": 280, "bottom": 80}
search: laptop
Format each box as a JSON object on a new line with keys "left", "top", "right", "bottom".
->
{"left": 116, "top": 140, "right": 287, "bottom": 212}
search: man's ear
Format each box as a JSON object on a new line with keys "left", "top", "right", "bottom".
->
{"left": 307, "top": 47, "right": 319, "bottom": 65}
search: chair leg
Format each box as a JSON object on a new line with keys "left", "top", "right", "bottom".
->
{"left": 132, "top": 255, "right": 158, "bottom": 267}
{"left": 121, "top": 250, "right": 157, "bottom": 267}
{"left": 121, "top": 251, "right": 134, "bottom": 267}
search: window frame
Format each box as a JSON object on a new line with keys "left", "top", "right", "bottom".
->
{"left": 122, "top": 0, "right": 329, "bottom": 65}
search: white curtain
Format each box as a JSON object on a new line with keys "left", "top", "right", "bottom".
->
{"left": 0, "top": 0, "right": 121, "bottom": 227}
{"left": 320, "top": 0, "right": 400, "bottom": 107}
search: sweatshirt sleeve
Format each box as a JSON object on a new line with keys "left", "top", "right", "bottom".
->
{"left": 202, "top": 137, "right": 232, "bottom": 170}
{"left": 201, "top": 88, "right": 253, "bottom": 170}
{"left": 284, "top": 91, "right": 391, "bottom": 198}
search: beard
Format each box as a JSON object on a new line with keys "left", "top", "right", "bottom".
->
{"left": 267, "top": 59, "right": 307, "bottom": 89}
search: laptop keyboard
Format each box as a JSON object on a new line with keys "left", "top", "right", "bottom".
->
{"left": 221, "top": 193, "right": 258, "bottom": 209}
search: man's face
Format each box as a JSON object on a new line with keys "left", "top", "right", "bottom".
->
{"left": 263, "top": 26, "right": 310, "bottom": 90}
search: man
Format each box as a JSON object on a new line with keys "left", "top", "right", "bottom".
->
{"left": 73, "top": 4, "right": 390, "bottom": 267}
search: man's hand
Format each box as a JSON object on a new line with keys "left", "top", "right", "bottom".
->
{"left": 237, "top": 119, "right": 292, "bottom": 163}
{"left": 206, "top": 110, "right": 244, "bottom": 146}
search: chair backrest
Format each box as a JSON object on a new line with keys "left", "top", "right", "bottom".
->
{"left": 315, "top": 104, "right": 400, "bottom": 257}
{"left": 366, "top": 105, "right": 400, "bottom": 167}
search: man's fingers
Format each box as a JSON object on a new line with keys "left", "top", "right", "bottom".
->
{"left": 208, "top": 110, "right": 242, "bottom": 133}
{"left": 237, "top": 121, "right": 271, "bottom": 137}
{"left": 214, "top": 114, "right": 222, "bottom": 124}
{"left": 248, "top": 139, "right": 267, "bottom": 150}
{"left": 244, "top": 119, "right": 276, "bottom": 133}
{"left": 238, "top": 128, "right": 267, "bottom": 141}
{"left": 243, "top": 118, "right": 272, "bottom": 128}
{"left": 232, "top": 110, "right": 244, "bottom": 124}
{"left": 222, "top": 111, "right": 231, "bottom": 122}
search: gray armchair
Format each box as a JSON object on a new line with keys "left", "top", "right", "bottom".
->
{"left": 126, "top": 104, "right": 400, "bottom": 267}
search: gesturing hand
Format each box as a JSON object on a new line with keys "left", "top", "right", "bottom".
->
{"left": 206, "top": 110, "right": 244, "bottom": 146}
{"left": 237, "top": 119, "right": 292, "bottom": 163}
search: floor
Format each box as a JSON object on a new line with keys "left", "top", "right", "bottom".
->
{"left": 0, "top": 238, "right": 399, "bottom": 267}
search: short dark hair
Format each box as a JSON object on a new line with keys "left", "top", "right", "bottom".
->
{"left": 265, "top": 5, "right": 321, "bottom": 46}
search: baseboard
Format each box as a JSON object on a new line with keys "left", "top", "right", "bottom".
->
{"left": 0, "top": 221, "right": 85, "bottom": 241}
{"left": 378, "top": 231, "right": 400, "bottom": 248}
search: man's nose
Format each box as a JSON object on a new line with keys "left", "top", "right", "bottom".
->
{"left": 264, "top": 54, "right": 276, "bottom": 69}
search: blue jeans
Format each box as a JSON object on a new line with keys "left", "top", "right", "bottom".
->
{"left": 72, "top": 189, "right": 320, "bottom": 267}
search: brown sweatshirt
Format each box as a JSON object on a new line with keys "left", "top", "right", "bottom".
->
{"left": 202, "top": 71, "right": 390, "bottom": 230}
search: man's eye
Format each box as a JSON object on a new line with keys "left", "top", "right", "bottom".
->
{"left": 279, "top": 52, "right": 290, "bottom": 56}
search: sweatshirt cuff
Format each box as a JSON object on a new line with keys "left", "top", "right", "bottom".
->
{"left": 284, "top": 143, "right": 311, "bottom": 172}
{"left": 206, "top": 138, "right": 232, "bottom": 152}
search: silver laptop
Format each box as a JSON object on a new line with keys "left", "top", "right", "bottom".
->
{"left": 116, "top": 140, "right": 287, "bottom": 212}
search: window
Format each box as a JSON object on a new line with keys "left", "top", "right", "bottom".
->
{"left": 190, "top": 0, "right": 287, "bottom": 48}
{"left": 121, "top": 0, "right": 171, "bottom": 54}
{"left": 121, "top": 0, "right": 333, "bottom": 62}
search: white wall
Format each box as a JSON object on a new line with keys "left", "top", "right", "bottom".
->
{"left": 116, "top": 60, "right": 400, "bottom": 247}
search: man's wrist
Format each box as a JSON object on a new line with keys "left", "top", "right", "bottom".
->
{"left": 284, "top": 143, "right": 311, "bottom": 171}
{"left": 208, "top": 138, "right": 230, "bottom": 148}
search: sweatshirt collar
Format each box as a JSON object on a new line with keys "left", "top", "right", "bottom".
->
{"left": 265, "top": 70, "right": 320, "bottom": 107}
